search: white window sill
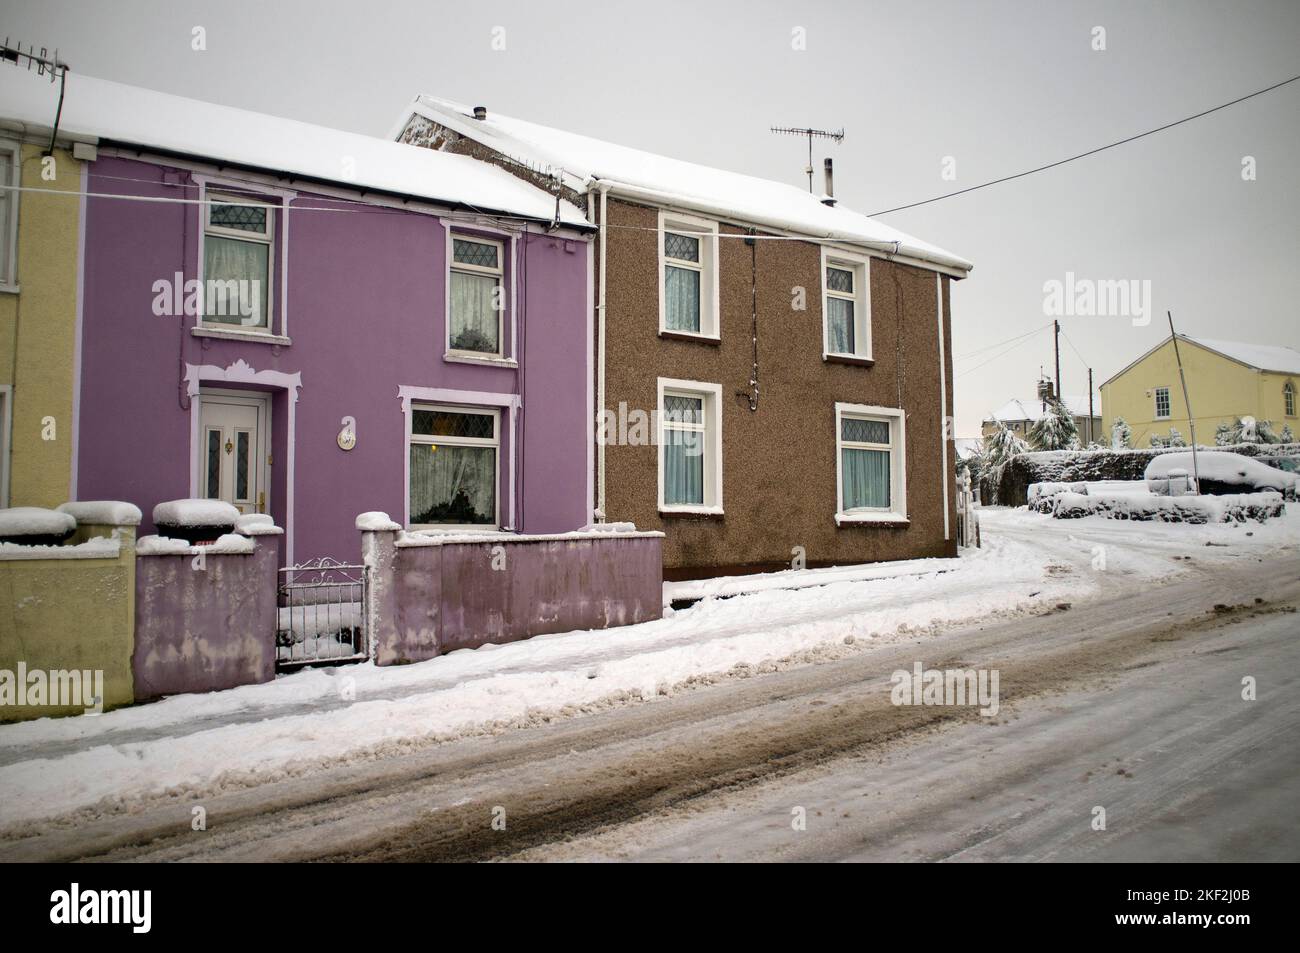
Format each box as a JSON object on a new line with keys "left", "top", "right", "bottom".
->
{"left": 659, "top": 329, "right": 721, "bottom": 344}
{"left": 659, "top": 504, "right": 725, "bottom": 517}
{"left": 0, "top": 282, "right": 18, "bottom": 295}
{"left": 823, "top": 352, "right": 875, "bottom": 366}
{"left": 443, "top": 351, "right": 518, "bottom": 368}
{"left": 193, "top": 326, "right": 291, "bottom": 346}
{"left": 835, "top": 512, "right": 909, "bottom": 526}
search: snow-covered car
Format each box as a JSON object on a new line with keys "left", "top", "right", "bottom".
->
{"left": 1145, "top": 451, "right": 1297, "bottom": 500}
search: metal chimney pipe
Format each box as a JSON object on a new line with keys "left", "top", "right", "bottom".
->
{"left": 821, "top": 157, "right": 836, "bottom": 206}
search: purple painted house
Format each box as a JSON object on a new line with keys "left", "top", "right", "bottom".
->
{"left": 14, "top": 74, "right": 595, "bottom": 565}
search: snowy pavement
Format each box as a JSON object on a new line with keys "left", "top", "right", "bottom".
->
{"left": 1, "top": 503, "right": 1297, "bottom": 831}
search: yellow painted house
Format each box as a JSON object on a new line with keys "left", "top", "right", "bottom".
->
{"left": 1100, "top": 335, "right": 1300, "bottom": 447}
{"left": 0, "top": 132, "right": 84, "bottom": 508}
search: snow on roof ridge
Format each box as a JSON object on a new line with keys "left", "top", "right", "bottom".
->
{"left": 988, "top": 396, "right": 1094, "bottom": 421}
{"left": 0, "top": 68, "right": 587, "bottom": 227}
{"left": 404, "top": 95, "right": 971, "bottom": 274}
{"left": 1185, "top": 336, "right": 1300, "bottom": 375}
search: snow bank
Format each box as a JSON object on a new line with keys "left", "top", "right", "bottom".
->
{"left": 1047, "top": 491, "right": 1284, "bottom": 524}
{"left": 152, "top": 499, "right": 239, "bottom": 528}
{"left": 55, "top": 501, "right": 142, "bottom": 526}
{"left": 0, "top": 537, "right": 120, "bottom": 560}
{"left": 0, "top": 507, "right": 76, "bottom": 537}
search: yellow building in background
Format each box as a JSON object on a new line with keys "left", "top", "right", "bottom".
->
{"left": 0, "top": 136, "right": 84, "bottom": 507}
{"left": 1100, "top": 335, "right": 1300, "bottom": 447}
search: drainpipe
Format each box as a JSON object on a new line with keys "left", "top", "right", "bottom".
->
{"left": 593, "top": 181, "right": 610, "bottom": 521}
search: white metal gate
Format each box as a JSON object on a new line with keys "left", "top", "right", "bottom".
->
{"left": 277, "top": 557, "right": 368, "bottom": 667}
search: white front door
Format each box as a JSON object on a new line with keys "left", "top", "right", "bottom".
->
{"left": 198, "top": 392, "right": 269, "bottom": 515}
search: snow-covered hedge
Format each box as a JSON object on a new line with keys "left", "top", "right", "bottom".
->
{"left": 1027, "top": 482, "right": 1088, "bottom": 512}
{"left": 984, "top": 443, "right": 1300, "bottom": 506}
{"left": 1044, "top": 490, "right": 1283, "bottom": 524}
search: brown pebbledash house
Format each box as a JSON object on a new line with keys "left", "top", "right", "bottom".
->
{"left": 391, "top": 98, "right": 974, "bottom": 580}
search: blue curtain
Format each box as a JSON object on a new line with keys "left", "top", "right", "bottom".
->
{"left": 827, "top": 297, "right": 854, "bottom": 353}
{"left": 664, "top": 428, "right": 704, "bottom": 505}
{"left": 665, "top": 266, "right": 701, "bottom": 332}
{"left": 842, "top": 448, "right": 889, "bottom": 509}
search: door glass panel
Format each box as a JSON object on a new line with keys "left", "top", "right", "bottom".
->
{"left": 236, "top": 430, "right": 250, "bottom": 501}
{"left": 206, "top": 429, "right": 222, "bottom": 498}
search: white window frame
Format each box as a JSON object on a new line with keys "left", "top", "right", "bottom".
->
{"left": 200, "top": 189, "right": 276, "bottom": 335}
{"left": 657, "top": 210, "right": 719, "bottom": 340}
{"left": 0, "top": 138, "right": 20, "bottom": 294}
{"left": 1284, "top": 381, "right": 1295, "bottom": 417}
{"left": 446, "top": 233, "right": 508, "bottom": 361}
{"left": 656, "top": 377, "right": 723, "bottom": 515}
{"left": 835, "top": 402, "right": 907, "bottom": 525}
{"left": 408, "top": 403, "right": 502, "bottom": 531}
{"left": 821, "top": 247, "right": 871, "bottom": 361}
{"left": 1154, "top": 385, "right": 1171, "bottom": 420}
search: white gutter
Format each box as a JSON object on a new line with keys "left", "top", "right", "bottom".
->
{"left": 594, "top": 182, "right": 610, "bottom": 521}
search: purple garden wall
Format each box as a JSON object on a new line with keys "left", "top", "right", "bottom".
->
{"left": 133, "top": 538, "right": 278, "bottom": 699}
{"left": 362, "top": 524, "right": 664, "bottom": 665}
{"left": 77, "top": 155, "right": 592, "bottom": 566}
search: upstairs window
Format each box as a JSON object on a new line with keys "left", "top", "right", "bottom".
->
{"left": 822, "top": 251, "right": 871, "bottom": 360}
{"left": 449, "top": 236, "right": 504, "bottom": 356}
{"left": 203, "top": 193, "right": 273, "bottom": 330}
{"left": 1154, "top": 386, "right": 1171, "bottom": 420}
{"left": 0, "top": 141, "right": 20, "bottom": 291}
{"left": 1285, "top": 381, "right": 1295, "bottom": 417}
{"left": 658, "top": 212, "right": 718, "bottom": 339}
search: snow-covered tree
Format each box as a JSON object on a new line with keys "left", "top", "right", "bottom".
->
{"left": 1149, "top": 432, "right": 1168, "bottom": 448}
{"left": 1110, "top": 416, "right": 1132, "bottom": 450}
{"left": 1028, "top": 398, "right": 1080, "bottom": 451}
{"left": 1255, "top": 418, "right": 1281, "bottom": 444}
{"left": 1282, "top": 425, "right": 1295, "bottom": 444}
{"left": 984, "top": 422, "right": 1028, "bottom": 467}
{"left": 1214, "top": 422, "right": 1234, "bottom": 446}
{"left": 1167, "top": 427, "right": 1186, "bottom": 447}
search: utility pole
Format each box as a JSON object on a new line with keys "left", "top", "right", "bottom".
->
{"left": 1087, "top": 367, "right": 1095, "bottom": 445}
{"left": 1167, "top": 311, "right": 1201, "bottom": 493}
{"left": 1053, "top": 320, "right": 1061, "bottom": 401}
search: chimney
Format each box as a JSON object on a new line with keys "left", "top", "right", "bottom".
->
{"left": 821, "top": 157, "right": 836, "bottom": 206}
{"left": 472, "top": 105, "right": 487, "bottom": 120}
{"left": 1037, "top": 378, "right": 1056, "bottom": 403}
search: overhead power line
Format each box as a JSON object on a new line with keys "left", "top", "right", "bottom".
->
{"left": 871, "top": 73, "right": 1300, "bottom": 216}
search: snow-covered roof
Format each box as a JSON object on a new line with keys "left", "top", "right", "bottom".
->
{"left": 0, "top": 67, "right": 587, "bottom": 227}
{"left": 1187, "top": 338, "right": 1300, "bottom": 375}
{"left": 987, "top": 396, "right": 1096, "bottom": 423}
{"left": 1101, "top": 335, "right": 1300, "bottom": 387}
{"left": 395, "top": 96, "right": 971, "bottom": 275}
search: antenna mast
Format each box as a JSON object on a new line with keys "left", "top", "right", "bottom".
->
{"left": 770, "top": 125, "right": 845, "bottom": 193}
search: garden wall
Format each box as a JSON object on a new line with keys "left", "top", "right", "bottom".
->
{"left": 360, "top": 515, "right": 664, "bottom": 665}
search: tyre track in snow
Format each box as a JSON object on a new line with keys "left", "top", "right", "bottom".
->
{"left": 4, "top": 553, "right": 1293, "bottom": 863}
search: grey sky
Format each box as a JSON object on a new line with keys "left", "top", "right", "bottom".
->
{"left": 4, "top": 0, "right": 1297, "bottom": 435}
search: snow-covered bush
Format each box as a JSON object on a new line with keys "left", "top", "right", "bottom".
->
{"left": 1167, "top": 427, "right": 1187, "bottom": 447}
{"left": 1111, "top": 416, "right": 1132, "bottom": 450}
{"left": 1027, "top": 481, "right": 1088, "bottom": 513}
{"left": 1045, "top": 490, "right": 1284, "bottom": 524}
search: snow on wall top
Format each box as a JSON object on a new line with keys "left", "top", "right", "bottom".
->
{"left": 0, "top": 68, "right": 587, "bottom": 227}
{"left": 1188, "top": 338, "right": 1300, "bottom": 375}
{"left": 0, "top": 507, "right": 76, "bottom": 537}
{"left": 152, "top": 499, "right": 239, "bottom": 528}
{"left": 56, "top": 501, "right": 143, "bottom": 526}
{"left": 399, "top": 96, "right": 972, "bottom": 274}
{"left": 988, "top": 396, "right": 1095, "bottom": 423}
